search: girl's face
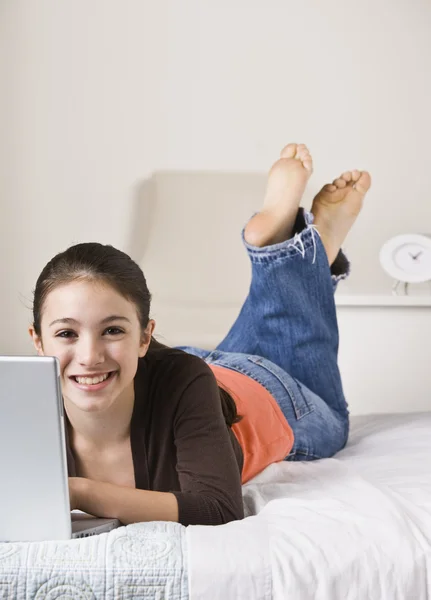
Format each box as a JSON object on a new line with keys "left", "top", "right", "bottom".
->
{"left": 29, "top": 279, "right": 155, "bottom": 414}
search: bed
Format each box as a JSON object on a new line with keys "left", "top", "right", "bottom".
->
{"left": 1, "top": 411, "right": 430, "bottom": 599}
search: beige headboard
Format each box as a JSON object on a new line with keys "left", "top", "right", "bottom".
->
{"left": 127, "top": 171, "right": 268, "bottom": 349}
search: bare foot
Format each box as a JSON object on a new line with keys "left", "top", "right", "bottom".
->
{"left": 311, "top": 170, "right": 372, "bottom": 265}
{"left": 244, "top": 143, "right": 313, "bottom": 247}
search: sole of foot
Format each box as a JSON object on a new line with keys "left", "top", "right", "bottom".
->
{"left": 311, "top": 170, "right": 372, "bottom": 265}
{"left": 244, "top": 143, "right": 313, "bottom": 247}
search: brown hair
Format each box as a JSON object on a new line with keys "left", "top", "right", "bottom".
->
{"left": 32, "top": 242, "right": 242, "bottom": 427}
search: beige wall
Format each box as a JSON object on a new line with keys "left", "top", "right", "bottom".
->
{"left": 1, "top": 0, "right": 431, "bottom": 366}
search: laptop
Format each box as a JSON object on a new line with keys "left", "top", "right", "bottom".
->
{"left": 0, "top": 355, "right": 121, "bottom": 542}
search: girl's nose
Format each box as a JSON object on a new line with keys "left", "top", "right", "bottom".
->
{"left": 76, "top": 337, "right": 105, "bottom": 367}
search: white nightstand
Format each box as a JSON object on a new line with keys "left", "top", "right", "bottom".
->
{"left": 335, "top": 292, "right": 431, "bottom": 416}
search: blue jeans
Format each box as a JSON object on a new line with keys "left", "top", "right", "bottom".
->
{"left": 176, "top": 208, "right": 350, "bottom": 461}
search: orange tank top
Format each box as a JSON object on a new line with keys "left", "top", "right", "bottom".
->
{"left": 208, "top": 364, "right": 294, "bottom": 484}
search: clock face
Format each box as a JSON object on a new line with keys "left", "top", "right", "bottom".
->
{"left": 380, "top": 235, "right": 431, "bottom": 283}
{"left": 394, "top": 243, "right": 431, "bottom": 275}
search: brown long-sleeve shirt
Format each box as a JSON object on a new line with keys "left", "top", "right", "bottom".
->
{"left": 65, "top": 338, "right": 245, "bottom": 526}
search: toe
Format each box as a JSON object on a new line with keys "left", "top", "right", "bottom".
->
{"left": 351, "top": 170, "right": 361, "bottom": 182}
{"left": 295, "top": 143, "right": 309, "bottom": 157}
{"left": 333, "top": 178, "right": 347, "bottom": 189}
{"left": 280, "top": 143, "right": 297, "bottom": 159}
{"left": 303, "top": 159, "right": 313, "bottom": 171}
{"left": 296, "top": 145, "right": 313, "bottom": 170}
{"left": 341, "top": 171, "right": 352, "bottom": 182}
{"left": 354, "top": 171, "right": 372, "bottom": 195}
{"left": 322, "top": 183, "right": 337, "bottom": 193}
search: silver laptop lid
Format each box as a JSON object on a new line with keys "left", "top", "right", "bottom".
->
{"left": 0, "top": 355, "right": 72, "bottom": 542}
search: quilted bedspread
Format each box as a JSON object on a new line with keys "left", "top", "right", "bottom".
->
{"left": 2, "top": 413, "right": 431, "bottom": 599}
{"left": 0, "top": 521, "right": 188, "bottom": 599}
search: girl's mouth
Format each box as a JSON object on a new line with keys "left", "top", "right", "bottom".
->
{"left": 69, "top": 371, "right": 117, "bottom": 392}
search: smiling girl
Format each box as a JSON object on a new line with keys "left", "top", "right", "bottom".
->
{"left": 29, "top": 143, "right": 371, "bottom": 526}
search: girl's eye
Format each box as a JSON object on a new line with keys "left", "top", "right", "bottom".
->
{"left": 57, "top": 330, "right": 76, "bottom": 339}
{"left": 56, "top": 327, "right": 124, "bottom": 339}
{"left": 104, "top": 327, "right": 124, "bottom": 335}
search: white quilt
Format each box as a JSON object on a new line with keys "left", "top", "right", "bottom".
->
{"left": 0, "top": 521, "right": 188, "bottom": 599}
{"left": 189, "top": 412, "right": 431, "bottom": 599}
{"left": 1, "top": 413, "right": 431, "bottom": 600}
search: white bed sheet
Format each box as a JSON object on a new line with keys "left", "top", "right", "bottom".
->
{"left": 188, "top": 412, "right": 431, "bottom": 600}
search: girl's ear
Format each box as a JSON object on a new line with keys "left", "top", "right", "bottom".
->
{"left": 138, "top": 320, "right": 156, "bottom": 357}
{"left": 28, "top": 327, "right": 44, "bottom": 356}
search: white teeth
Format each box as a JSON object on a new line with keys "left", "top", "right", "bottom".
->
{"left": 75, "top": 373, "right": 110, "bottom": 385}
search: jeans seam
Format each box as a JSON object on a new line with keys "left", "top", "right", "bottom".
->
{"left": 209, "top": 360, "right": 272, "bottom": 394}
{"left": 245, "top": 238, "right": 317, "bottom": 263}
{"left": 246, "top": 357, "right": 314, "bottom": 420}
{"left": 287, "top": 449, "right": 323, "bottom": 460}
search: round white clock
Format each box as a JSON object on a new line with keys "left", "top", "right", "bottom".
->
{"left": 379, "top": 234, "right": 431, "bottom": 286}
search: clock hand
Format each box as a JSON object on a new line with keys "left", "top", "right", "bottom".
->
{"left": 411, "top": 251, "right": 423, "bottom": 260}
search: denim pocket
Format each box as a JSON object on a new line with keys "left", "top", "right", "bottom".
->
{"left": 246, "top": 355, "right": 314, "bottom": 420}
